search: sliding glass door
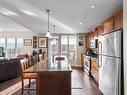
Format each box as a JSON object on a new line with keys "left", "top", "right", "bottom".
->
{"left": 61, "top": 35, "right": 77, "bottom": 65}
{"left": 68, "top": 35, "right": 77, "bottom": 64}
{"left": 48, "top": 35, "right": 77, "bottom": 65}
{"left": 61, "top": 35, "right": 68, "bottom": 56}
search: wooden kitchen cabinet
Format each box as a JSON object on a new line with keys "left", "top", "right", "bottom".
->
{"left": 85, "top": 9, "right": 123, "bottom": 50}
{"left": 102, "top": 16, "right": 114, "bottom": 34}
{"left": 85, "top": 35, "right": 89, "bottom": 43}
{"left": 93, "top": 29, "right": 98, "bottom": 39}
{"left": 91, "top": 58, "right": 99, "bottom": 84}
{"left": 85, "top": 30, "right": 97, "bottom": 48}
{"left": 85, "top": 35, "right": 89, "bottom": 48}
{"left": 85, "top": 32, "right": 93, "bottom": 48}
{"left": 101, "top": 9, "right": 123, "bottom": 34}
{"left": 81, "top": 54, "right": 84, "bottom": 67}
{"left": 89, "top": 32, "right": 94, "bottom": 41}
{"left": 97, "top": 25, "right": 104, "bottom": 37}
{"left": 114, "top": 10, "right": 123, "bottom": 30}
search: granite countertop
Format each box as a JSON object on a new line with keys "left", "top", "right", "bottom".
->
{"left": 24, "top": 56, "right": 72, "bottom": 73}
{"left": 82, "top": 53, "right": 98, "bottom": 58}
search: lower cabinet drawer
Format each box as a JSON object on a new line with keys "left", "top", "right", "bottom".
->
{"left": 91, "top": 69, "right": 99, "bottom": 84}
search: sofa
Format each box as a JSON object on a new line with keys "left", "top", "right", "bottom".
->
{"left": 0, "top": 52, "right": 45, "bottom": 82}
{"left": 0, "top": 59, "right": 21, "bottom": 82}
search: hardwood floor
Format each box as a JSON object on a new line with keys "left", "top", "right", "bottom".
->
{"left": 0, "top": 69, "right": 102, "bottom": 95}
{"left": 72, "top": 69, "right": 101, "bottom": 95}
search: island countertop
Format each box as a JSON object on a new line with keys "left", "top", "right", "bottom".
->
{"left": 23, "top": 56, "right": 72, "bottom": 95}
{"left": 23, "top": 56, "right": 72, "bottom": 73}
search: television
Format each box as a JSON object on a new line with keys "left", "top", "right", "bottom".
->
{"left": 0, "top": 47, "right": 3, "bottom": 57}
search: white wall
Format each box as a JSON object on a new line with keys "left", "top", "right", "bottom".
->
{"left": 0, "top": 31, "right": 37, "bottom": 54}
{"left": 37, "top": 34, "right": 49, "bottom": 57}
{"left": 123, "top": 0, "right": 127, "bottom": 94}
{"left": 76, "top": 33, "right": 86, "bottom": 67}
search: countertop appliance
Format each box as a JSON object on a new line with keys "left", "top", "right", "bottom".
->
{"left": 98, "top": 29, "right": 123, "bottom": 95}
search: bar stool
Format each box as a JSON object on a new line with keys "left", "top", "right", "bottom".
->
{"left": 20, "top": 58, "right": 37, "bottom": 95}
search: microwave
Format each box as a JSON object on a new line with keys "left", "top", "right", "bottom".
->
{"left": 89, "top": 39, "right": 98, "bottom": 48}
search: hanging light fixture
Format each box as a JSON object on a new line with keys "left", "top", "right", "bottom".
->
{"left": 53, "top": 25, "right": 57, "bottom": 44}
{"left": 46, "top": 9, "right": 51, "bottom": 38}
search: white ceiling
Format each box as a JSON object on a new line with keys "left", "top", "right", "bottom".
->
{"left": 0, "top": 14, "right": 30, "bottom": 32}
{"left": 0, "top": 0, "right": 123, "bottom": 34}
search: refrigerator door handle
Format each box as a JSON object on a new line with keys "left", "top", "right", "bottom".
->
{"left": 97, "top": 42, "right": 99, "bottom": 68}
{"left": 98, "top": 42, "right": 102, "bottom": 68}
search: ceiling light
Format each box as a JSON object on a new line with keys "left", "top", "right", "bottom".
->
{"left": 21, "top": 10, "right": 36, "bottom": 16}
{"left": 80, "top": 23, "right": 82, "bottom": 25}
{"left": 0, "top": 8, "right": 17, "bottom": 16}
{"left": 46, "top": 9, "right": 51, "bottom": 38}
{"left": 91, "top": 5, "right": 96, "bottom": 8}
{"left": 46, "top": 31, "right": 51, "bottom": 38}
{"left": 49, "top": 11, "right": 52, "bottom": 14}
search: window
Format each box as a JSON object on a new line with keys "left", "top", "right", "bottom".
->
{"left": 0, "top": 38, "right": 5, "bottom": 52}
{"left": 0, "top": 37, "right": 24, "bottom": 57}
{"left": 17, "top": 38, "right": 23, "bottom": 49}
{"left": 0, "top": 37, "right": 24, "bottom": 58}
{"left": 69, "top": 35, "right": 76, "bottom": 51}
{"left": 7, "top": 38, "right": 15, "bottom": 49}
{"left": 61, "top": 35, "right": 77, "bottom": 60}
{"left": 6, "top": 38, "right": 16, "bottom": 57}
{"left": 16, "top": 38, "right": 23, "bottom": 55}
{"left": 61, "top": 35, "right": 77, "bottom": 65}
{"left": 61, "top": 35, "right": 68, "bottom": 55}
{"left": 69, "top": 35, "right": 76, "bottom": 60}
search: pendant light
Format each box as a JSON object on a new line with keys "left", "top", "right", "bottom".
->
{"left": 46, "top": 9, "right": 51, "bottom": 38}
{"left": 53, "top": 25, "right": 57, "bottom": 44}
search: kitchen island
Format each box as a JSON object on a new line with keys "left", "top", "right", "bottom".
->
{"left": 24, "top": 56, "right": 72, "bottom": 95}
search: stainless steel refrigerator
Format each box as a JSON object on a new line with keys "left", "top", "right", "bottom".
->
{"left": 98, "top": 29, "right": 123, "bottom": 95}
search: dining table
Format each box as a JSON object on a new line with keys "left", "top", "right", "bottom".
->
{"left": 23, "top": 56, "right": 72, "bottom": 95}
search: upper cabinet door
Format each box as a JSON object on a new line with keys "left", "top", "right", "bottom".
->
{"left": 97, "top": 25, "right": 104, "bottom": 37}
{"left": 89, "top": 32, "right": 94, "bottom": 41}
{"left": 102, "top": 17, "right": 114, "bottom": 34}
{"left": 93, "top": 29, "right": 98, "bottom": 39}
{"left": 85, "top": 32, "right": 94, "bottom": 48}
{"left": 85, "top": 35, "right": 89, "bottom": 48}
{"left": 114, "top": 10, "right": 123, "bottom": 30}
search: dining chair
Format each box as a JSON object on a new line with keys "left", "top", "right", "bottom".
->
{"left": 20, "top": 58, "right": 37, "bottom": 95}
